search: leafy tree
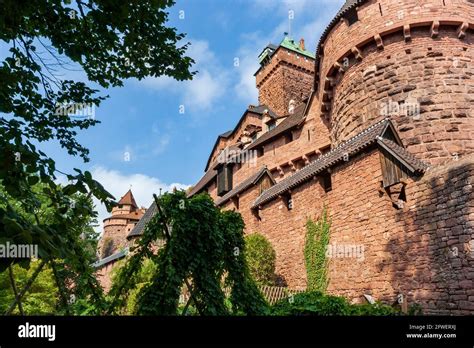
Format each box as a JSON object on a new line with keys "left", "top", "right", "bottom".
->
{"left": 110, "top": 258, "right": 157, "bottom": 315}
{"left": 0, "top": 0, "right": 194, "bottom": 315}
{"left": 109, "top": 191, "right": 268, "bottom": 316}
{"left": 0, "top": 184, "right": 101, "bottom": 315}
{"left": 0, "top": 261, "right": 58, "bottom": 315}
{"left": 244, "top": 233, "right": 276, "bottom": 285}
{"left": 304, "top": 207, "right": 331, "bottom": 292}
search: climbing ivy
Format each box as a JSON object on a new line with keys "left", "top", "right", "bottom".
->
{"left": 109, "top": 191, "right": 268, "bottom": 315}
{"left": 304, "top": 207, "right": 331, "bottom": 292}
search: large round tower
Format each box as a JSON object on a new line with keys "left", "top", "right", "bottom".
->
{"left": 313, "top": 0, "right": 473, "bottom": 165}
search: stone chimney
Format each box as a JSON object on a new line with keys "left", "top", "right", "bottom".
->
{"left": 299, "top": 38, "right": 305, "bottom": 51}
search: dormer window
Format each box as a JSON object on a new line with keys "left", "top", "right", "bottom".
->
{"left": 217, "top": 164, "right": 233, "bottom": 196}
{"left": 267, "top": 120, "right": 276, "bottom": 131}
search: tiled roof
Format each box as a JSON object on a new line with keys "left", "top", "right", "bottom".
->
{"left": 215, "top": 167, "right": 275, "bottom": 207}
{"left": 247, "top": 103, "right": 306, "bottom": 150}
{"left": 127, "top": 201, "right": 157, "bottom": 238}
{"left": 92, "top": 247, "right": 129, "bottom": 268}
{"left": 252, "top": 118, "right": 428, "bottom": 208}
{"left": 187, "top": 169, "right": 217, "bottom": 197}
{"left": 377, "top": 137, "right": 429, "bottom": 173}
{"left": 205, "top": 105, "right": 279, "bottom": 171}
{"left": 118, "top": 189, "right": 138, "bottom": 208}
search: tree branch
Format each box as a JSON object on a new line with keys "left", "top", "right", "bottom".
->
{"left": 8, "top": 265, "right": 24, "bottom": 315}
{"left": 5, "top": 259, "right": 46, "bottom": 315}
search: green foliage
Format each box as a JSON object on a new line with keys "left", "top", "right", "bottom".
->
{"left": 0, "top": 184, "right": 105, "bottom": 315}
{"left": 271, "top": 291, "right": 399, "bottom": 316}
{"left": 244, "top": 233, "right": 276, "bottom": 285}
{"left": 109, "top": 191, "right": 268, "bottom": 316}
{"left": 304, "top": 207, "right": 331, "bottom": 292}
{"left": 0, "top": 261, "right": 58, "bottom": 315}
{"left": 110, "top": 258, "right": 157, "bottom": 315}
{"left": 0, "top": 0, "right": 195, "bottom": 315}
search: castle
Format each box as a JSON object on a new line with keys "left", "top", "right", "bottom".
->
{"left": 95, "top": 0, "right": 474, "bottom": 314}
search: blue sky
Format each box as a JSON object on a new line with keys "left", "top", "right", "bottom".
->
{"left": 2, "top": 0, "right": 346, "bottom": 226}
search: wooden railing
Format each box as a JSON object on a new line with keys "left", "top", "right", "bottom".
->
{"left": 180, "top": 285, "right": 306, "bottom": 306}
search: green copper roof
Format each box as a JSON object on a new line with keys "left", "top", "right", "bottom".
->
{"left": 279, "top": 37, "right": 315, "bottom": 59}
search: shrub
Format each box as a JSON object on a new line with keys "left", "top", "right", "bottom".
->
{"left": 244, "top": 233, "right": 276, "bottom": 285}
{"left": 271, "top": 291, "right": 399, "bottom": 316}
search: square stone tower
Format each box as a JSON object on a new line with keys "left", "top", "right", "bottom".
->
{"left": 255, "top": 37, "right": 315, "bottom": 116}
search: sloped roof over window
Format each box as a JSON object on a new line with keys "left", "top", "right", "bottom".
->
{"left": 92, "top": 247, "right": 129, "bottom": 269}
{"left": 252, "top": 118, "right": 429, "bottom": 208}
{"left": 127, "top": 202, "right": 157, "bottom": 239}
{"left": 377, "top": 138, "right": 429, "bottom": 173}
{"left": 215, "top": 167, "right": 275, "bottom": 207}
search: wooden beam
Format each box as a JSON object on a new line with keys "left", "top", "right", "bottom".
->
{"left": 430, "top": 20, "right": 440, "bottom": 38}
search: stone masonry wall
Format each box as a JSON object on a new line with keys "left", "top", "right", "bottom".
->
{"left": 256, "top": 46, "right": 314, "bottom": 116}
{"left": 247, "top": 148, "right": 474, "bottom": 313}
{"left": 315, "top": 0, "right": 473, "bottom": 165}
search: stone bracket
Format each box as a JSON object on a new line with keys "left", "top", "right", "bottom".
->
{"left": 374, "top": 34, "right": 384, "bottom": 49}
{"left": 403, "top": 24, "right": 411, "bottom": 42}
{"left": 351, "top": 46, "right": 363, "bottom": 60}
{"left": 431, "top": 20, "right": 440, "bottom": 38}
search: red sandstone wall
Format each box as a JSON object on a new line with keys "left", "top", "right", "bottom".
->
{"left": 248, "top": 148, "right": 474, "bottom": 314}
{"left": 315, "top": 0, "right": 473, "bottom": 165}
{"left": 256, "top": 46, "right": 315, "bottom": 116}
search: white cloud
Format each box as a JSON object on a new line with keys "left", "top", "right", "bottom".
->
{"left": 90, "top": 166, "right": 190, "bottom": 232}
{"left": 138, "top": 39, "right": 228, "bottom": 112}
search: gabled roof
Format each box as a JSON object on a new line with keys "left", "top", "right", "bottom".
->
{"left": 252, "top": 118, "right": 429, "bottom": 209}
{"left": 127, "top": 202, "right": 157, "bottom": 239}
{"left": 118, "top": 189, "right": 138, "bottom": 209}
{"left": 247, "top": 103, "right": 307, "bottom": 151}
{"left": 377, "top": 138, "right": 429, "bottom": 173}
{"left": 215, "top": 167, "right": 275, "bottom": 207}
{"left": 204, "top": 105, "right": 278, "bottom": 171}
